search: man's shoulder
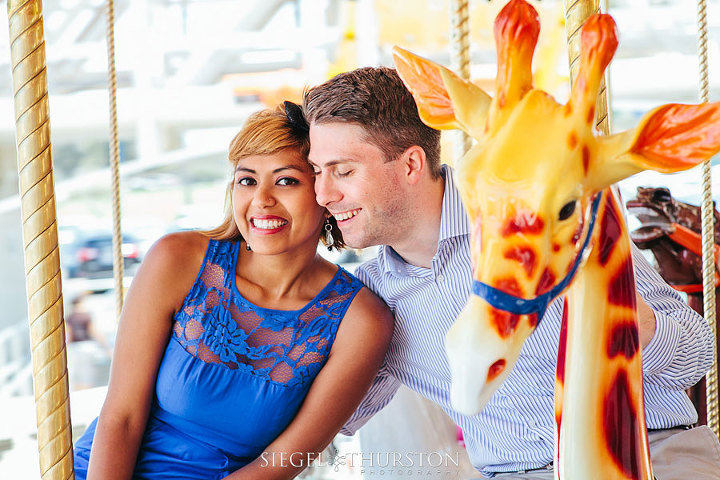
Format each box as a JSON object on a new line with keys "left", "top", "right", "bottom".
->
{"left": 355, "top": 255, "right": 382, "bottom": 285}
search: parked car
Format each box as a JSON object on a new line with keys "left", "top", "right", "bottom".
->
{"left": 64, "top": 232, "right": 144, "bottom": 279}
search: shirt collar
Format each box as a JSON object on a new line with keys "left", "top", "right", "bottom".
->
{"left": 437, "top": 164, "right": 470, "bottom": 242}
{"left": 377, "top": 164, "right": 470, "bottom": 275}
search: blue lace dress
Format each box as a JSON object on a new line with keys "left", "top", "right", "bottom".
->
{"left": 73, "top": 239, "right": 364, "bottom": 479}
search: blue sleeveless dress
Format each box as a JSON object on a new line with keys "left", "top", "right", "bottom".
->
{"left": 73, "top": 239, "right": 364, "bottom": 479}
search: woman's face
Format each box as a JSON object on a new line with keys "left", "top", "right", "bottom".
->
{"left": 232, "top": 149, "right": 325, "bottom": 256}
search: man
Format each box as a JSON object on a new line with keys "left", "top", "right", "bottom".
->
{"left": 303, "top": 66, "right": 720, "bottom": 479}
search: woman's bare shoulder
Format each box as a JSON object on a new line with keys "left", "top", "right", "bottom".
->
{"left": 135, "top": 231, "right": 211, "bottom": 302}
{"left": 338, "top": 283, "right": 394, "bottom": 340}
{"left": 146, "top": 230, "right": 209, "bottom": 262}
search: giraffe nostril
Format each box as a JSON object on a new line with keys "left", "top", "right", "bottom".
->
{"left": 487, "top": 359, "right": 507, "bottom": 382}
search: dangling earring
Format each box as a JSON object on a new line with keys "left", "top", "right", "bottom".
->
{"left": 245, "top": 242, "right": 252, "bottom": 251}
{"left": 324, "top": 218, "right": 335, "bottom": 251}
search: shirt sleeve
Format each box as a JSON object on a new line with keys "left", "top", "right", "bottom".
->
{"left": 339, "top": 361, "right": 402, "bottom": 435}
{"left": 634, "top": 243, "right": 715, "bottom": 390}
{"left": 338, "top": 258, "right": 403, "bottom": 435}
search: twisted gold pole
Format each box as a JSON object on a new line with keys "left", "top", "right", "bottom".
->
{"left": 105, "top": 0, "right": 124, "bottom": 319}
{"left": 7, "top": 0, "right": 74, "bottom": 478}
{"left": 696, "top": 0, "right": 719, "bottom": 439}
{"left": 450, "top": 0, "right": 472, "bottom": 160}
{"left": 563, "top": 0, "right": 609, "bottom": 136}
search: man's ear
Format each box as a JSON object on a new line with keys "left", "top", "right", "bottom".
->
{"left": 401, "top": 145, "right": 427, "bottom": 185}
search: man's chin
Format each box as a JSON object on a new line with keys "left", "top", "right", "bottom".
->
{"left": 342, "top": 236, "right": 367, "bottom": 249}
{"left": 337, "top": 230, "right": 370, "bottom": 250}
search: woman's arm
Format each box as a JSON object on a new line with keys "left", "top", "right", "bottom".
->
{"left": 86, "top": 232, "right": 207, "bottom": 479}
{"left": 224, "top": 287, "right": 394, "bottom": 480}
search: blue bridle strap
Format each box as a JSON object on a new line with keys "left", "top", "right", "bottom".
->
{"left": 471, "top": 192, "right": 604, "bottom": 320}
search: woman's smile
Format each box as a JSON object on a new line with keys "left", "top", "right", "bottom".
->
{"left": 250, "top": 215, "right": 289, "bottom": 234}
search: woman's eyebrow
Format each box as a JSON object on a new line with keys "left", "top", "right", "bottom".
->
{"left": 234, "top": 165, "right": 308, "bottom": 174}
{"left": 272, "top": 165, "right": 308, "bottom": 174}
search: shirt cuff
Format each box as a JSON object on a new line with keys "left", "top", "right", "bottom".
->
{"left": 641, "top": 312, "right": 681, "bottom": 374}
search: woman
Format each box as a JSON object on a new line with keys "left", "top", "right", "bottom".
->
{"left": 73, "top": 103, "right": 394, "bottom": 479}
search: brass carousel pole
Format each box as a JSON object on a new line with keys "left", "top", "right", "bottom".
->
{"left": 696, "top": 0, "right": 719, "bottom": 438}
{"left": 563, "top": 0, "right": 609, "bottom": 136}
{"left": 450, "top": 0, "right": 472, "bottom": 160}
{"left": 6, "top": 1, "right": 74, "bottom": 478}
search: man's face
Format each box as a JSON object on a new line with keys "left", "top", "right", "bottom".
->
{"left": 309, "top": 122, "right": 408, "bottom": 249}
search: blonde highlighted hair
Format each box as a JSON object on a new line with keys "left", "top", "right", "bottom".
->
{"left": 203, "top": 104, "right": 344, "bottom": 250}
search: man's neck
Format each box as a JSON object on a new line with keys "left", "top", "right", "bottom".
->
{"left": 389, "top": 174, "right": 446, "bottom": 269}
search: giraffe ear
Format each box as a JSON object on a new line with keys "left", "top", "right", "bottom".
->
{"left": 589, "top": 102, "right": 720, "bottom": 191}
{"left": 392, "top": 46, "right": 491, "bottom": 139}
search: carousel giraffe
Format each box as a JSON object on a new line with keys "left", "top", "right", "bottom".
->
{"left": 392, "top": 0, "right": 720, "bottom": 478}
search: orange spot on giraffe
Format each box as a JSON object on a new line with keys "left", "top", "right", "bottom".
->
{"left": 598, "top": 198, "right": 622, "bottom": 266}
{"left": 487, "top": 359, "right": 506, "bottom": 382}
{"left": 607, "top": 322, "right": 640, "bottom": 359}
{"left": 582, "top": 144, "right": 591, "bottom": 174}
{"left": 563, "top": 104, "right": 573, "bottom": 117}
{"left": 489, "top": 278, "right": 523, "bottom": 338}
{"left": 603, "top": 370, "right": 643, "bottom": 479}
{"left": 535, "top": 267, "right": 556, "bottom": 295}
{"left": 502, "top": 211, "right": 545, "bottom": 237}
{"left": 552, "top": 243, "right": 561, "bottom": 252}
{"left": 587, "top": 105, "right": 595, "bottom": 124}
{"left": 527, "top": 312, "right": 539, "bottom": 328}
{"left": 503, "top": 245, "right": 537, "bottom": 277}
{"left": 556, "top": 410, "right": 562, "bottom": 440}
{"left": 491, "top": 309, "right": 521, "bottom": 338}
{"left": 495, "top": 277, "right": 523, "bottom": 296}
{"left": 568, "top": 132, "right": 578, "bottom": 149}
{"left": 609, "top": 258, "right": 637, "bottom": 307}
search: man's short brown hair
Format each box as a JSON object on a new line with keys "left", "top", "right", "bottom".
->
{"left": 303, "top": 66, "right": 442, "bottom": 178}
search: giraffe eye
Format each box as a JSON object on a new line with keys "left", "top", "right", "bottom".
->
{"left": 558, "top": 201, "right": 577, "bottom": 221}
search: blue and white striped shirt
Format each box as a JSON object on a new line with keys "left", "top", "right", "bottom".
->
{"left": 342, "top": 166, "right": 714, "bottom": 477}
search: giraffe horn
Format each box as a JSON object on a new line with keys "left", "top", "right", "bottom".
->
{"left": 569, "top": 14, "right": 618, "bottom": 118}
{"left": 492, "top": 0, "right": 540, "bottom": 113}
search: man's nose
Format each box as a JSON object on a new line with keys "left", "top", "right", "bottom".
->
{"left": 314, "top": 174, "right": 341, "bottom": 207}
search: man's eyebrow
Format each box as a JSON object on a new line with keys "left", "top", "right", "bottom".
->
{"left": 306, "top": 159, "right": 354, "bottom": 169}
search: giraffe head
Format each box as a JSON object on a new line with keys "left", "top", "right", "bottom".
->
{"left": 394, "top": 0, "right": 720, "bottom": 415}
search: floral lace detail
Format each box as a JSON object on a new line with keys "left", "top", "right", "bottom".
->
{"left": 172, "top": 240, "right": 362, "bottom": 387}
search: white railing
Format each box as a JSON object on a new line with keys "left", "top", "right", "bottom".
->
{"left": 0, "top": 322, "right": 32, "bottom": 398}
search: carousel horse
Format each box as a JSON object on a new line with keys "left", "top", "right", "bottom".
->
{"left": 627, "top": 186, "right": 720, "bottom": 425}
{"left": 392, "top": 0, "right": 720, "bottom": 478}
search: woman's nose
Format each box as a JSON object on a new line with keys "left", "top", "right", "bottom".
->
{"left": 251, "top": 185, "right": 276, "bottom": 208}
